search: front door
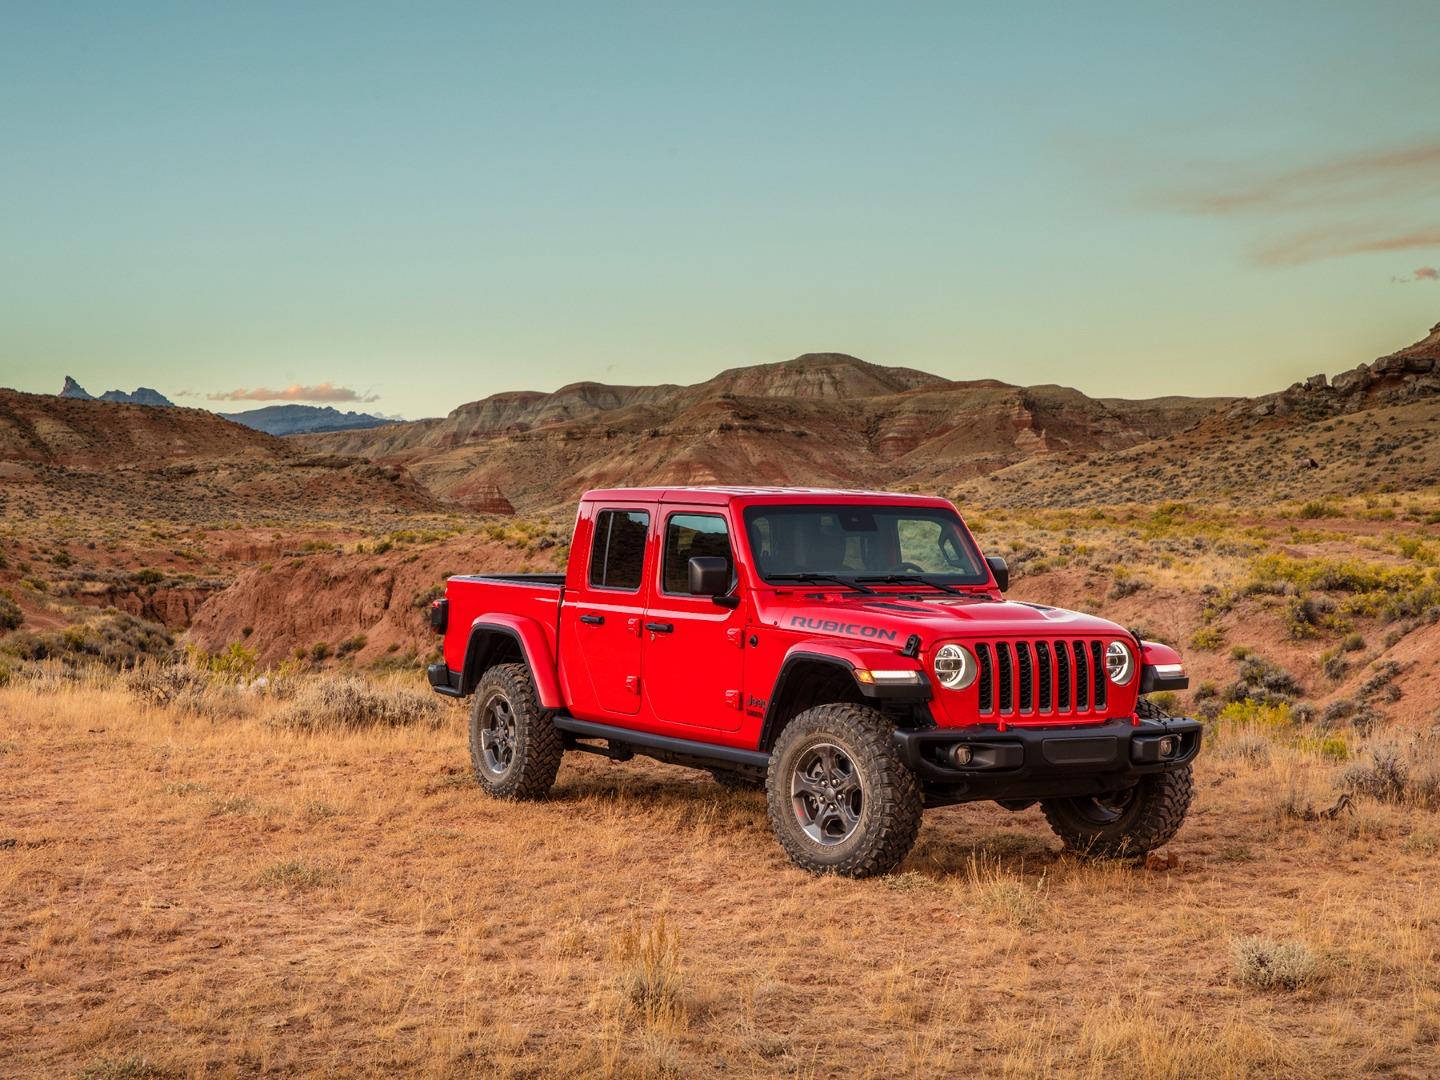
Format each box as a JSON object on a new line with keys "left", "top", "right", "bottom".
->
{"left": 560, "top": 505, "right": 652, "bottom": 717}
{"left": 641, "top": 510, "right": 746, "bottom": 734}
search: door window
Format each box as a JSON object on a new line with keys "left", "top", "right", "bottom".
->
{"left": 588, "top": 509, "right": 650, "bottom": 590}
{"left": 662, "top": 514, "right": 734, "bottom": 594}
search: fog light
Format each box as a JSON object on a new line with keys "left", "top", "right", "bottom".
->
{"left": 949, "top": 745, "right": 974, "bottom": 767}
{"left": 1159, "top": 736, "right": 1179, "bottom": 758}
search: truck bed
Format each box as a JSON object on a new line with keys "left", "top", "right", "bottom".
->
{"left": 440, "top": 573, "right": 566, "bottom": 682}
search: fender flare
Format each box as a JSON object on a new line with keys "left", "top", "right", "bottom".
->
{"left": 759, "top": 640, "right": 930, "bottom": 750}
{"left": 1138, "top": 639, "right": 1188, "bottom": 693}
{"left": 462, "top": 615, "right": 564, "bottom": 709}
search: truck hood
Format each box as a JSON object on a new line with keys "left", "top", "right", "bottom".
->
{"left": 765, "top": 592, "right": 1129, "bottom": 646}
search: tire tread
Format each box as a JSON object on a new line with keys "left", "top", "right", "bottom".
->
{"left": 469, "top": 663, "right": 564, "bottom": 800}
{"left": 765, "top": 703, "right": 922, "bottom": 878}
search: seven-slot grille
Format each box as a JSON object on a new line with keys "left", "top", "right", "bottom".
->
{"left": 973, "top": 639, "right": 1110, "bottom": 717}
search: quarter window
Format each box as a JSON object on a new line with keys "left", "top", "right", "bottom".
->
{"left": 662, "top": 514, "right": 734, "bottom": 594}
{"left": 588, "top": 509, "right": 650, "bottom": 590}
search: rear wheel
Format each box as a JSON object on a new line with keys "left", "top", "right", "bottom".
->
{"left": 469, "top": 664, "right": 563, "bottom": 799}
{"left": 766, "top": 704, "right": 922, "bottom": 878}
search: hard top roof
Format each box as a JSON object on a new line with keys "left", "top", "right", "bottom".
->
{"left": 578, "top": 485, "right": 956, "bottom": 507}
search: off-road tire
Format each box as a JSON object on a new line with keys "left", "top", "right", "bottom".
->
{"left": 766, "top": 703, "right": 922, "bottom": 878}
{"left": 469, "top": 663, "right": 563, "bottom": 800}
{"left": 1041, "top": 697, "right": 1193, "bottom": 857}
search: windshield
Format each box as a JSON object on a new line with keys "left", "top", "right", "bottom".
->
{"left": 743, "top": 504, "right": 988, "bottom": 585}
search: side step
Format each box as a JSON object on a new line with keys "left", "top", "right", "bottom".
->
{"left": 552, "top": 716, "right": 770, "bottom": 770}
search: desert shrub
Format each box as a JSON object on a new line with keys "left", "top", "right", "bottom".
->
{"left": 1358, "top": 661, "right": 1401, "bottom": 704}
{"left": 1340, "top": 737, "right": 1440, "bottom": 810}
{"left": 1296, "top": 732, "right": 1350, "bottom": 760}
{"left": 1230, "top": 936, "right": 1317, "bottom": 990}
{"left": 412, "top": 584, "right": 444, "bottom": 610}
{"left": 272, "top": 676, "right": 442, "bottom": 731}
{"left": 0, "top": 591, "right": 22, "bottom": 632}
{"left": 1226, "top": 655, "right": 1301, "bottom": 706}
{"left": 1189, "top": 624, "right": 1225, "bottom": 652}
{"left": 188, "top": 642, "right": 259, "bottom": 678}
{"left": 1341, "top": 632, "right": 1365, "bottom": 652}
{"left": 0, "top": 612, "right": 172, "bottom": 667}
{"left": 310, "top": 642, "right": 332, "bottom": 661}
{"left": 1248, "top": 555, "right": 1420, "bottom": 596}
{"left": 336, "top": 633, "right": 368, "bottom": 657}
{"left": 1107, "top": 569, "right": 1145, "bottom": 600}
{"left": 132, "top": 568, "right": 165, "bottom": 585}
{"left": 1297, "top": 500, "right": 1343, "bottom": 520}
{"left": 125, "top": 662, "right": 256, "bottom": 720}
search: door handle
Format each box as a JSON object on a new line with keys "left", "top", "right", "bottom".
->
{"left": 645, "top": 621, "right": 674, "bottom": 634}
{"left": 579, "top": 614, "right": 605, "bottom": 625}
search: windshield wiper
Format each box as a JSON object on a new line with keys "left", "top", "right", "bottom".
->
{"left": 767, "top": 573, "right": 876, "bottom": 594}
{"left": 856, "top": 574, "right": 964, "bottom": 595}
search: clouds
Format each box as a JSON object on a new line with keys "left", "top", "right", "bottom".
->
{"left": 1169, "top": 141, "right": 1440, "bottom": 216}
{"left": 1161, "top": 138, "right": 1440, "bottom": 270}
{"left": 1393, "top": 266, "right": 1440, "bottom": 284}
{"left": 207, "top": 383, "right": 378, "bottom": 403}
{"left": 1259, "top": 229, "right": 1440, "bottom": 268}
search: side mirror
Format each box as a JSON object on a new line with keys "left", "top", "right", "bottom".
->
{"left": 688, "top": 556, "right": 732, "bottom": 598}
{"left": 985, "top": 555, "right": 1009, "bottom": 593}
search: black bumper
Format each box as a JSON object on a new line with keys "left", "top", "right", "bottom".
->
{"left": 893, "top": 716, "right": 1202, "bottom": 803}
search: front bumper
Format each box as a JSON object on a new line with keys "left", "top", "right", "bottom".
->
{"left": 893, "top": 716, "right": 1202, "bottom": 803}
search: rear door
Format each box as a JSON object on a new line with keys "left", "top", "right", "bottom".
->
{"left": 559, "top": 504, "right": 654, "bottom": 718}
{"left": 641, "top": 509, "right": 746, "bottom": 734}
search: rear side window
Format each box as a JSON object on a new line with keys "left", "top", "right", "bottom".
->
{"left": 589, "top": 509, "right": 650, "bottom": 590}
{"left": 662, "top": 513, "right": 734, "bottom": 594}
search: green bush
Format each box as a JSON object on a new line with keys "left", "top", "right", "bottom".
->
{"left": 1189, "top": 625, "right": 1225, "bottom": 651}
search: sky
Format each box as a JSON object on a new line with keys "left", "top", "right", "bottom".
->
{"left": 2, "top": 1, "right": 1439, "bottom": 420}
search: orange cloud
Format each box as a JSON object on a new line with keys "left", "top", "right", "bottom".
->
{"left": 1257, "top": 228, "right": 1440, "bottom": 268}
{"left": 1168, "top": 140, "right": 1440, "bottom": 215}
{"left": 1156, "top": 138, "right": 1440, "bottom": 268}
{"left": 207, "top": 382, "right": 378, "bottom": 403}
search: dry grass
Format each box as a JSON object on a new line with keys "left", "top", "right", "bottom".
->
{"left": 3, "top": 672, "right": 1439, "bottom": 1078}
{"left": 1230, "top": 936, "right": 1319, "bottom": 991}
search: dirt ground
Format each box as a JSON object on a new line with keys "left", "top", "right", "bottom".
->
{"left": 3, "top": 675, "right": 1437, "bottom": 1079}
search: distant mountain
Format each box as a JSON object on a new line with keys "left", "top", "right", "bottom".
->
{"left": 218, "top": 404, "right": 399, "bottom": 437}
{"left": 58, "top": 376, "right": 174, "bottom": 407}
{"left": 0, "top": 389, "right": 438, "bottom": 514}
{"left": 300, "top": 351, "right": 1236, "bottom": 512}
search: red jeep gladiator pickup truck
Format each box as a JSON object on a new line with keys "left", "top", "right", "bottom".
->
{"left": 428, "top": 487, "right": 1199, "bottom": 877}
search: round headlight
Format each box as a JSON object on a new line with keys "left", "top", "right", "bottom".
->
{"left": 933, "top": 644, "right": 977, "bottom": 690}
{"left": 1105, "top": 641, "right": 1134, "bottom": 686}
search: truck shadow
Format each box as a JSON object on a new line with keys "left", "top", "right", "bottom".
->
{"left": 545, "top": 760, "right": 1147, "bottom": 884}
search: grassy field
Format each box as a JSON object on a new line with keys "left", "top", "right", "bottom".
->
{"left": 3, "top": 666, "right": 1438, "bottom": 1079}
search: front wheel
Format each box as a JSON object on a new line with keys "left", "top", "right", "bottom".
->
{"left": 1040, "top": 766, "right": 1193, "bottom": 858}
{"left": 766, "top": 704, "right": 922, "bottom": 878}
{"left": 468, "top": 664, "right": 563, "bottom": 799}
